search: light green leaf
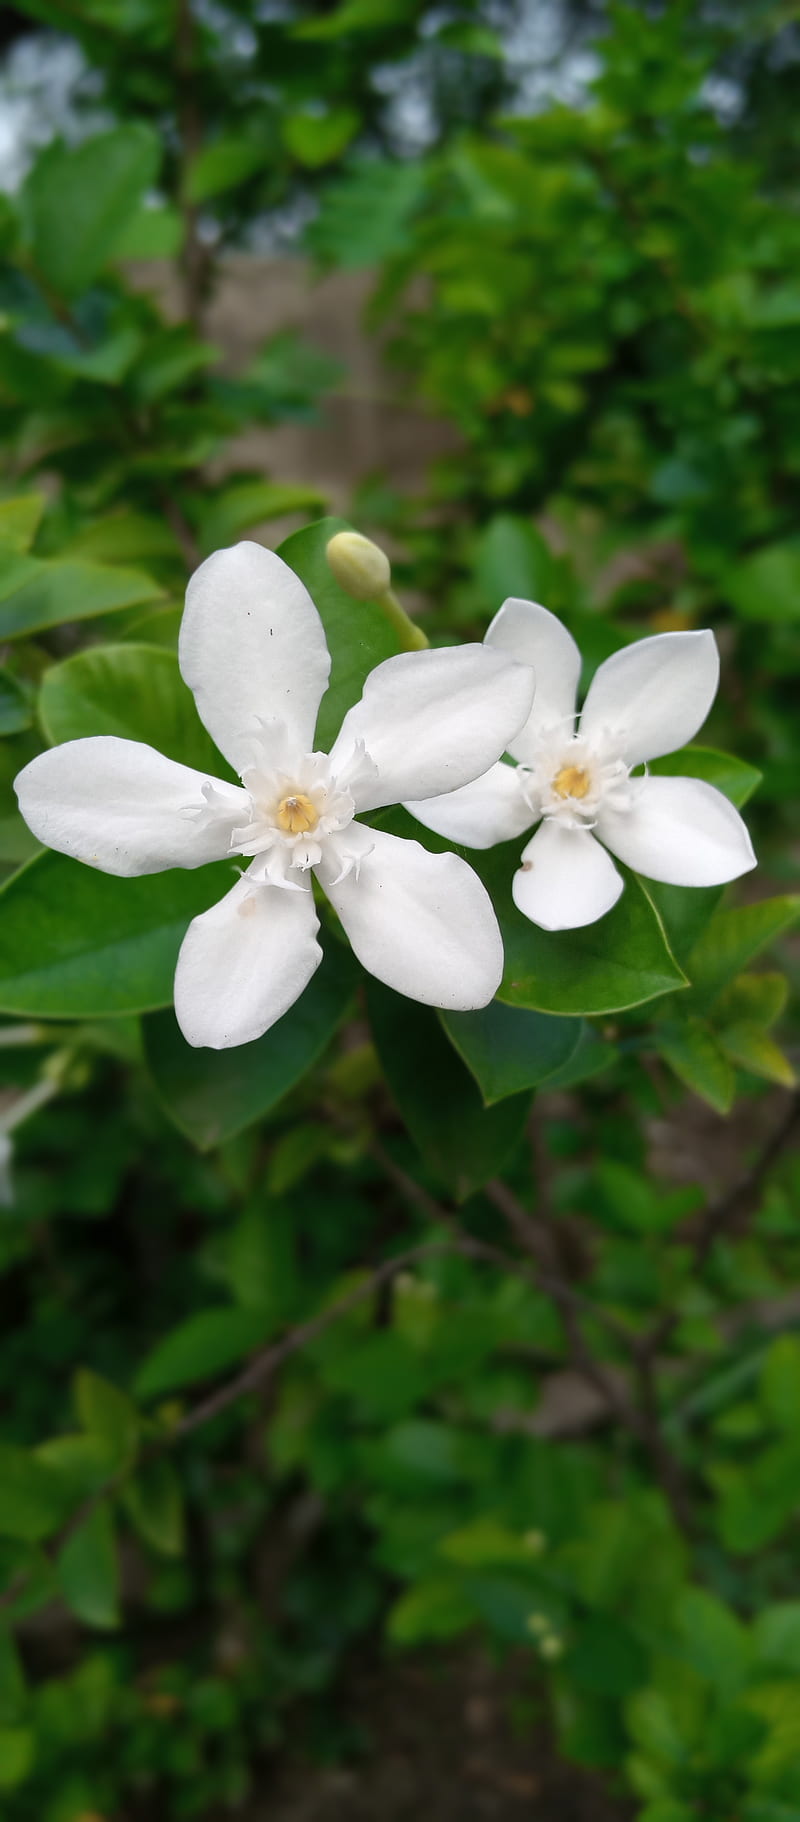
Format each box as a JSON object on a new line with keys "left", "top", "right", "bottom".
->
{"left": 277, "top": 516, "right": 404, "bottom": 749}
{"left": 122, "top": 1457, "right": 184, "bottom": 1556}
{"left": 0, "top": 555, "right": 162, "bottom": 640}
{"left": 39, "top": 643, "right": 227, "bottom": 776}
{"left": 717, "top": 1022, "right": 795, "bottom": 1087}
{"left": 197, "top": 478, "right": 326, "bottom": 556}
{"left": 440, "top": 1000, "right": 580, "bottom": 1104}
{"left": 656, "top": 1016, "right": 736, "bottom": 1113}
{"left": 135, "top": 1306, "right": 272, "bottom": 1400}
{"left": 143, "top": 944, "right": 358, "bottom": 1148}
{"left": 283, "top": 108, "right": 360, "bottom": 168}
{"left": 676, "top": 1586, "right": 752, "bottom": 1695}
{"left": 723, "top": 540, "right": 800, "bottom": 622}
{"left": 74, "top": 1369, "right": 139, "bottom": 1468}
{"left": 754, "top": 1603, "right": 800, "bottom": 1673}
{"left": 0, "top": 1444, "right": 66, "bottom": 1542}
{"left": 58, "top": 1504, "right": 119, "bottom": 1629}
{"left": 368, "top": 983, "right": 529, "bottom": 1201}
{"left": 0, "top": 1727, "right": 35, "bottom": 1789}
{"left": 0, "top": 851, "right": 227, "bottom": 1018}
{"left": 187, "top": 136, "right": 267, "bottom": 202}
{"left": 0, "top": 496, "right": 44, "bottom": 554}
{"left": 387, "top": 1575, "right": 473, "bottom": 1646}
{"left": 686, "top": 897, "right": 800, "bottom": 1007}
{"left": 111, "top": 201, "right": 183, "bottom": 260}
{"left": 22, "top": 124, "right": 160, "bottom": 296}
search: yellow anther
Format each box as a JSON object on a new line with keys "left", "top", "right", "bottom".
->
{"left": 277, "top": 793, "right": 319, "bottom": 835}
{"left": 552, "top": 764, "right": 590, "bottom": 800}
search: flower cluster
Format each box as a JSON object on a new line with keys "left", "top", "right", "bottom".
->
{"left": 15, "top": 545, "right": 756, "bottom": 1049}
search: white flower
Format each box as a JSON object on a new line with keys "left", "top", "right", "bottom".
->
{"left": 406, "top": 597, "right": 756, "bottom": 932}
{"left": 15, "top": 543, "right": 535, "bottom": 1047}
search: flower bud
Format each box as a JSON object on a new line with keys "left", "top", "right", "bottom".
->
{"left": 539, "top": 1633, "right": 564, "bottom": 1660}
{"left": 326, "top": 530, "right": 392, "bottom": 601}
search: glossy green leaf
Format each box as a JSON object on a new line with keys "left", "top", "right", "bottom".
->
{"left": 143, "top": 944, "right": 358, "bottom": 1148}
{"left": 122, "top": 1457, "right": 184, "bottom": 1556}
{"left": 277, "top": 516, "right": 404, "bottom": 749}
{"left": 0, "top": 556, "right": 162, "bottom": 640}
{"left": 368, "top": 983, "right": 529, "bottom": 1200}
{"left": 135, "top": 1306, "right": 272, "bottom": 1400}
{"left": 22, "top": 124, "right": 160, "bottom": 296}
{"left": 440, "top": 1000, "right": 580, "bottom": 1104}
{"left": 58, "top": 1504, "right": 119, "bottom": 1629}
{"left": 474, "top": 844, "right": 686, "bottom": 1015}
{"left": 650, "top": 743, "right": 762, "bottom": 807}
{"left": 39, "top": 643, "right": 228, "bottom": 776}
{"left": 0, "top": 851, "right": 227, "bottom": 1018}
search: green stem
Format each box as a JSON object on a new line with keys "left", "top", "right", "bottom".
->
{"left": 377, "top": 587, "right": 428, "bottom": 652}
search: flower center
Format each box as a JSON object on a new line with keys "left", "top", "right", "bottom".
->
{"left": 277, "top": 792, "right": 319, "bottom": 835}
{"left": 551, "top": 763, "right": 590, "bottom": 801}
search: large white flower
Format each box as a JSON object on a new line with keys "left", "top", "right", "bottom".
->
{"left": 15, "top": 543, "right": 535, "bottom": 1047}
{"left": 406, "top": 597, "right": 756, "bottom": 932}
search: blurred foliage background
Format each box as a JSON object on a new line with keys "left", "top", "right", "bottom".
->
{"left": 2, "top": 2, "right": 800, "bottom": 1818}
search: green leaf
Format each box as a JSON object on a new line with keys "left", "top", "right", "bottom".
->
{"left": 0, "top": 555, "right": 162, "bottom": 640}
{"left": 677, "top": 1587, "right": 752, "bottom": 1695}
{"left": 197, "top": 478, "right": 326, "bottom": 556}
{"left": 686, "top": 897, "right": 800, "bottom": 1007}
{"left": 135, "top": 1306, "right": 272, "bottom": 1400}
{"left": 122, "top": 1457, "right": 184, "bottom": 1556}
{"left": 474, "top": 513, "right": 556, "bottom": 607}
{"left": 22, "top": 124, "right": 160, "bottom": 296}
{"left": 187, "top": 135, "right": 267, "bottom": 202}
{"left": 754, "top": 1603, "right": 800, "bottom": 1673}
{"left": 307, "top": 159, "right": 427, "bottom": 269}
{"left": 143, "top": 945, "right": 357, "bottom": 1148}
{"left": 0, "top": 1444, "right": 65, "bottom": 1542}
{"left": 0, "top": 850, "right": 227, "bottom": 1018}
{"left": 761, "top": 1336, "right": 800, "bottom": 1432}
{"left": 277, "top": 516, "right": 404, "bottom": 749}
{"left": 0, "top": 1727, "right": 35, "bottom": 1789}
{"left": 0, "top": 671, "right": 31, "bottom": 737}
{"left": 723, "top": 540, "right": 800, "bottom": 622}
{"left": 39, "top": 643, "right": 227, "bottom": 775}
{"left": 74, "top": 1369, "right": 139, "bottom": 1467}
{"left": 656, "top": 1016, "right": 736, "bottom": 1113}
{"left": 58, "top": 1503, "right": 119, "bottom": 1629}
{"left": 0, "top": 496, "right": 44, "bottom": 554}
{"left": 368, "top": 983, "right": 529, "bottom": 1200}
{"left": 475, "top": 844, "right": 686, "bottom": 1015}
{"left": 440, "top": 1000, "right": 580, "bottom": 1104}
{"left": 650, "top": 743, "right": 762, "bottom": 808}
{"left": 283, "top": 108, "right": 360, "bottom": 168}
{"left": 717, "top": 1022, "right": 795, "bottom": 1087}
{"left": 387, "top": 1575, "right": 473, "bottom": 1646}
{"left": 110, "top": 201, "right": 183, "bottom": 260}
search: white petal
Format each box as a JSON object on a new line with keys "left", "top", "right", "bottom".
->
{"left": 174, "top": 868, "right": 322, "bottom": 1049}
{"left": 595, "top": 775, "right": 756, "bottom": 886}
{"left": 317, "top": 826, "right": 502, "bottom": 1009}
{"left": 405, "top": 761, "right": 533, "bottom": 850}
{"left": 15, "top": 737, "right": 246, "bottom": 877}
{"left": 486, "top": 597, "right": 581, "bottom": 764}
{"left": 179, "top": 541, "right": 331, "bottom": 774}
{"left": 512, "top": 821, "right": 624, "bottom": 930}
{"left": 328, "top": 645, "right": 534, "bottom": 812}
{"left": 579, "top": 630, "right": 719, "bottom": 766}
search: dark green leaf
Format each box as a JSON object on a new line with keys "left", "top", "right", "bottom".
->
{"left": 39, "top": 643, "right": 227, "bottom": 776}
{"left": 650, "top": 743, "right": 762, "bottom": 808}
{"left": 74, "top": 1370, "right": 139, "bottom": 1467}
{"left": 440, "top": 1000, "right": 579, "bottom": 1104}
{"left": 122, "top": 1457, "right": 184, "bottom": 1556}
{"left": 0, "top": 1444, "right": 65, "bottom": 1542}
{"left": 58, "top": 1504, "right": 119, "bottom": 1629}
{"left": 0, "top": 556, "right": 162, "bottom": 640}
{"left": 368, "top": 982, "right": 529, "bottom": 1200}
{"left": 0, "top": 672, "right": 31, "bottom": 737}
{"left": 143, "top": 944, "right": 358, "bottom": 1148}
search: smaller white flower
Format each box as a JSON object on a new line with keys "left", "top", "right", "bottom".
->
{"left": 406, "top": 597, "right": 756, "bottom": 932}
{"left": 15, "top": 543, "right": 536, "bottom": 1047}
